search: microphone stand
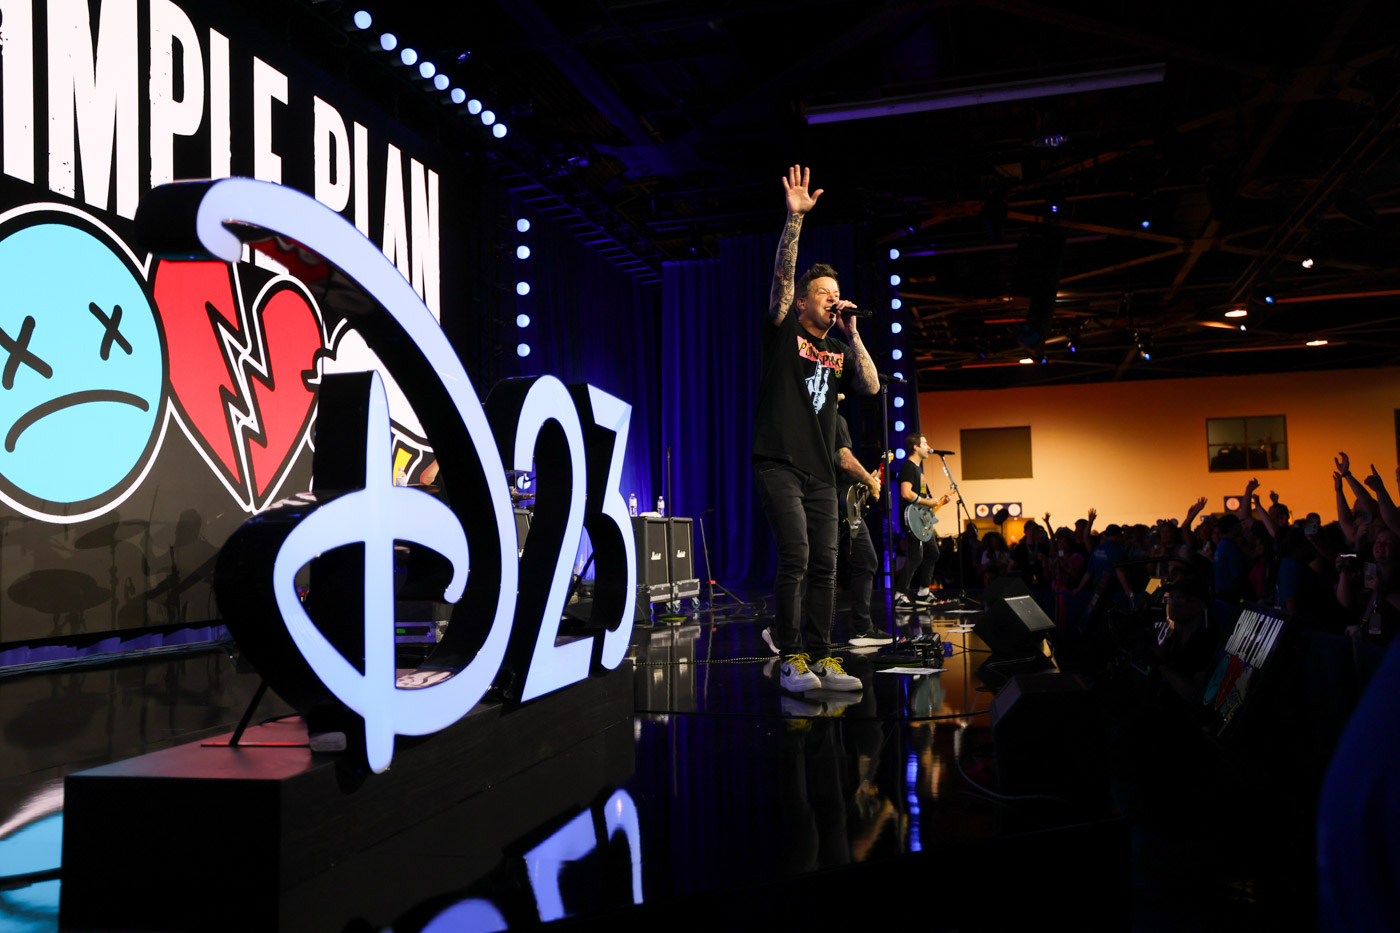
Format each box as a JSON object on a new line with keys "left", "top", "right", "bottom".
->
{"left": 936, "top": 452, "right": 981, "bottom": 610}
{"left": 878, "top": 379, "right": 895, "bottom": 633}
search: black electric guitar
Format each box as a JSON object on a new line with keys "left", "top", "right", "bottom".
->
{"left": 843, "top": 452, "right": 893, "bottom": 530}
{"left": 904, "top": 493, "right": 951, "bottom": 541}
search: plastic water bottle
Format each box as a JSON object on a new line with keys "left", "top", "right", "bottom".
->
{"left": 656, "top": 495, "right": 665, "bottom": 517}
{"left": 628, "top": 493, "right": 638, "bottom": 517}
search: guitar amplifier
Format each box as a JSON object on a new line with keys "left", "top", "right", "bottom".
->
{"left": 667, "top": 518, "right": 700, "bottom": 599}
{"left": 513, "top": 508, "right": 531, "bottom": 560}
{"left": 631, "top": 516, "right": 673, "bottom": 602}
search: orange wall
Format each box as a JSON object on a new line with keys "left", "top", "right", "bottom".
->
{"left": 917, "top": 367, "right": 1400, "bottom": 530}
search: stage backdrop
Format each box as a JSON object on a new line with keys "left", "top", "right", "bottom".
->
{"left": 0, "top": 0, "right": 502, "bottom": 648}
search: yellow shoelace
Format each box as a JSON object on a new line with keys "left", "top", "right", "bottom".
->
{"left": 783, "top": 652, "right": 812, "bottom": 673}
{"left": 817, "top": 656, "right": 848, "bottom": 675}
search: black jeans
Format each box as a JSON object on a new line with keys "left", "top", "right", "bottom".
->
{"left": 895, "top": 534, "right": 940, "bottom": 597}
{"left": 755, "top": 460, "right": 837, "bottom": 661}
{"left": 843, "top": 517, "right": 878, "bottom": 634}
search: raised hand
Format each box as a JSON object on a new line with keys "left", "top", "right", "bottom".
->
{"left": 1365, "top": 464, "right": 1385, "bottom": 494}
{"left": 1336, "top": 451, "right": 1350, "bottom": 475}
{"left": 1244, "top": 477, "right": 1260, "bottom": 496}
{"left": 1087, "top": 507, "right": 1097, "bottom": 525}
{"left": 1188, "top": 496, "right": 1207, "bottom": 515}
{"left": 1269, "top": 490, "right": 1280, "bottom": 505}
{"left": 782, "top": 164, "right": 823, "bottom": 215}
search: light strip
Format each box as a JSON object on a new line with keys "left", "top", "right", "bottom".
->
{"left": 806, "top": 64, "right": 1166, "bottom": 124}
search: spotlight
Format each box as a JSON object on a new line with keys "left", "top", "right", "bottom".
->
{"left": 889, "top": 274, "right": 901, "bottom": 286}
{"left": 891, "top": 322, "right": 902, "bottom": 334}
{"left": 1140, "top": 220, "right": 1151, "bottom": 229}
{"left": 1019, "top": 357, "right": 1034, "bottom": 364}
{"left": 1068, "top": 342, "right": 1076, "bottom": 353}
{"left": 1239, "top": 324, "right": 1247, "bottom": 331}
{"left": 516, "top": 245, "right": 530, "bottom": 259}
{"left": 889, "top": 248, "right": 900, "bottom": 260}
{"left": 400, "top": 48, "right": 418, "bottom": 67}
{"left": 1136, "top": 332, "right": 1153, "bottom": 361}
{"left": 434, "top": 74, "right": 450, "bottom": 91}
{"left": 892, "top": 349, "right": 903, "bottom": 360}
{"left": 1263, "top": 294, "right": 1275, "bottom": 305}
{"left": 516, "top": 313, "right": 530, "bottom": 327}
{"left": 516, "top": 218, "right": 531, "bottom": 232}
{"left": 467, "top": 99, "right": 483, "bottom": 115}
{"left": 481, "top": 110, "right": 496, "bottom": 125}
{"left": 893, "top": 371, "right": 904, "bottom": 380}
{"left": 457, "top": 51, "right": 472, "bottom": 63}
{"left": 1301, "top": 257, "right": 1315, "bottom": 269}
{"left": 516, "top": 281, "right": 530, "bottom": 296}
{"left": 897, "top": 448, "right": 907, "bottom": 459}
{"left": 418, "top": 61, "right": 436, "bottom": 80}
{"left": 1225, "top": 308, "right": 1247, "bottom": 318}
{"left": 493, "top": 124, "right": 508, "bottom": 138}
{"left": 1050, "top": 203, "right": 1060, "bottom": 214}
{"left": 450, "top": 88, "right": 466, "bottom": 105}
{"left": 894, "top": 397, "right": 905, "bottom": 408}
{"left": 352, "top": 10, "right": 372, "bottom": 29}
{"left": 891, "top": 298, "right": 902, "bottom": 310}
{"left": 516, "top": 343, "right": 531, "bottom": 357}
{"left": 1306, "top": 338, "right": 1328, "bottom": 346}
{"left": 378, "top": 32, "right": 397, "bottom": 51}
{"left": 895, "top": 420, "right": 905, "bottom": 432}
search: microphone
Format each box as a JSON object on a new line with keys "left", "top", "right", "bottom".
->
{"left": 878, "top": 372, "right": 906, "bottom": 384}
{"left": 930, "top": 449, "right": 955, "bottom": 456}
{"left": 839, "top": 306, "right": 876, "bottom": 318}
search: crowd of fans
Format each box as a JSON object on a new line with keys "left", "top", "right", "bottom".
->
{"left": 939, "top": 450, "right": 1397, "bottom": 649}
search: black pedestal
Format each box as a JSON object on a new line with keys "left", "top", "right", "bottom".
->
{"left": 60, "top": 662, "right": 634, "bottom": 931}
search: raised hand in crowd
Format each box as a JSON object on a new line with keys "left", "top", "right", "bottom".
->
{"left": 1366, "top": 464, "right": 1400, "bottom": 536}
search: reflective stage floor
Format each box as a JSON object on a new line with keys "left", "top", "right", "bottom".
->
{"left": 0, "top": 589, "right": 1266, "bottom": 932}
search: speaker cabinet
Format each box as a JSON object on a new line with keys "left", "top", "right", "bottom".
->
{"left": 667, "top": 518, "right": 700, "bottom": 599}
{"left": 513, "top": 508, "right": 531, "bottom": 560}
{"left": 974, "top": 575, "right": 1055, "bottom": 656}
{"left": 631, "top": 516, "right": 673, "bottom": 603}
{"left": 990, "top": 671, "right": 1105, "bottom": 799}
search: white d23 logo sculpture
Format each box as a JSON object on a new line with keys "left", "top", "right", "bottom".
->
{"left": 140, "top": 179, "right": 637, "bottom": 773}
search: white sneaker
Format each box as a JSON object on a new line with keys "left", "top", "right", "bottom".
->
{"left": 779, "top": 653, "right": 821, "bottom": 692}
{"left": 849, "top": 631, "right": 894, "bottom": 647}
{"left": 893, "top": 593, "right": 914, "bottom": 610}
{"left": 916, "top": 587, "right": 931, "bottom": 598}
{"left": 761, "top": 626, "right": 780, "bottom": 655}
{"left": 809, "top": 656, "right": 862, "bottom": 692}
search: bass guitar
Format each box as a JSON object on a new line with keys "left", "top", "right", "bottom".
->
{"left": 843, "top": 452, "right": 893, "bottom": 530}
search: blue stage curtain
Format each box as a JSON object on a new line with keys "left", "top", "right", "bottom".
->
{"left": 660, "top": 225, "right": 856, "bottom": 584}
{"left": 506, "top": 197, "right": 663, "bottom": 532}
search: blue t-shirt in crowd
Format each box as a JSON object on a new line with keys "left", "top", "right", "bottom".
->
{"left": 1276, "top": 557, "right": 1301, "bottom": 604}
{"left": 1215, "top": 536, "right": 1246, "bottom": 595}
{"left": 1087, "top": 538, "right": 1124, "bottom": 579}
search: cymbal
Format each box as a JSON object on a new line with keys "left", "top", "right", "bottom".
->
{"left": 9, "top": 569, "right": 110, "bottom": 613}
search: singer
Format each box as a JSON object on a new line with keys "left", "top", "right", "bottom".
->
{"left": 752, "top": 165, "right": 879, "bottom": 694}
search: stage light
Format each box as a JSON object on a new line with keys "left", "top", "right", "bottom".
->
{"left": 1306, "top": 338, "right": 1328, "bottom": 346}
{"left": 419, "top": 61, "right": 436, "bottom": 79}
{"left": 434, "top": 74, "right": 450, "bottom": 91}
{"left": 353, "top": 10, "right": 372, "bottom": 29}
{"left": 493, "top": 124, "right": 508, "bottom": 138}
{"left": 893, "top": 372, "right": 903, "bottom": 380}
{"left": 891, "top": 322, "right": 902, "bottom": 334}
{"left": 1141, "top": 220, "right": 1151, "bottom": 229}
{"left": 897, "top": 448, "right": 907, "bottom": 459}
{"left": 895, "top": 420, "right": 905, "bottom": 432}
{"left": 467, "top": 99, "right": 483, "bottom": 115}
{"left": 894, "top": 397, "right": 905, "bottom": 408}
{"left": 1019, "top": 357, "right": 1034, "bottom": 364}
{"left": 481, "top": 110, "right": 496, "bottom": 125}
{"left": 891, "top": 298, "right": 902, "bottom": 310}
{"left": 1240, "top": 324, "right": 1247, "bottom": 331}
{"left": 889, "top": 248, "right": 900, "bottom": 260}
{"left": 400, "top": 48, "right": 418, "bottom": 66}
{"left": 889, "top": 274, "right": 901, "bottom": 286}
{"left": 450, "top": 88, "right": 466, "bottom": 104}
{"left": 516, "top": 281, "right": 530, "bottom": 296}
{"left": 1302, "top": 257, "right": 1315, "bottom": 269}
{"left": 516, "top": 343, "right": 531, "bottom": 357}
{"left": 379, "top": 32, "right": 397, "bottom": 51}
{"left": 516, "top": 313, "right": 530, "bottom": 327}
{"left": 1225, "top": 308, "right": 1247, "bottom": 318}
{"left": 1069, "top": 343, "right": 1076, "bottom": 353}
{"left": 892, "top": 348, "right": 903, "bottom": 360}
{"left": 516, "top": 245, "right": 531, "bottom": 259}
{"left": 1263, "top": 294, "right": 1275, "bottom": 304}
{"left": 516, "top": 218, "right": 531, "bottom": 232}
{"left": 1050, "top": 203, "right": 1059, "bottom": 213}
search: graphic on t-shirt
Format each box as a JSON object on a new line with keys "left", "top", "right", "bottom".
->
{"left": 805, "top": 366, "right": 830, "bottom": 414}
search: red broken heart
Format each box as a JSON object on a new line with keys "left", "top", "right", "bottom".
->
{"left": 153, "top": 261, "right": 323, "bottom": 508}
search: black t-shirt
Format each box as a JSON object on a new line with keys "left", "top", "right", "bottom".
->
{"left": 832, "top": 414, "right": 855, "bottom": 493}
{"left": 896, "top": 457, "right": 927, "bottom": 528}
{"left": 752, "top": 310, "right": 851, "bottom": 484}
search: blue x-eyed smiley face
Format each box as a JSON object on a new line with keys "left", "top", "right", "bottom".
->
{"left": 0, "top": 208, "right": 166, "bottom": 519}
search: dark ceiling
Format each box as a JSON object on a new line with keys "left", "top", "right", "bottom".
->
{"left": 347, "top": 0, "right": 1400, "bottom": 389}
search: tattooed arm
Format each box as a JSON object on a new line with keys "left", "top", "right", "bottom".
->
{"left": 831, "top": 310, "right": 880, "bottom": 396}
{"left": 767, "top": 165, "right": 822, "bottom": 325}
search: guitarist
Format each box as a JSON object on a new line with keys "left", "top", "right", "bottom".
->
{"left": 894, "top": 433, "right": 947, "bottom": 609}
{"left": 833, "top": 397, "right": 893, "bottom": 645}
